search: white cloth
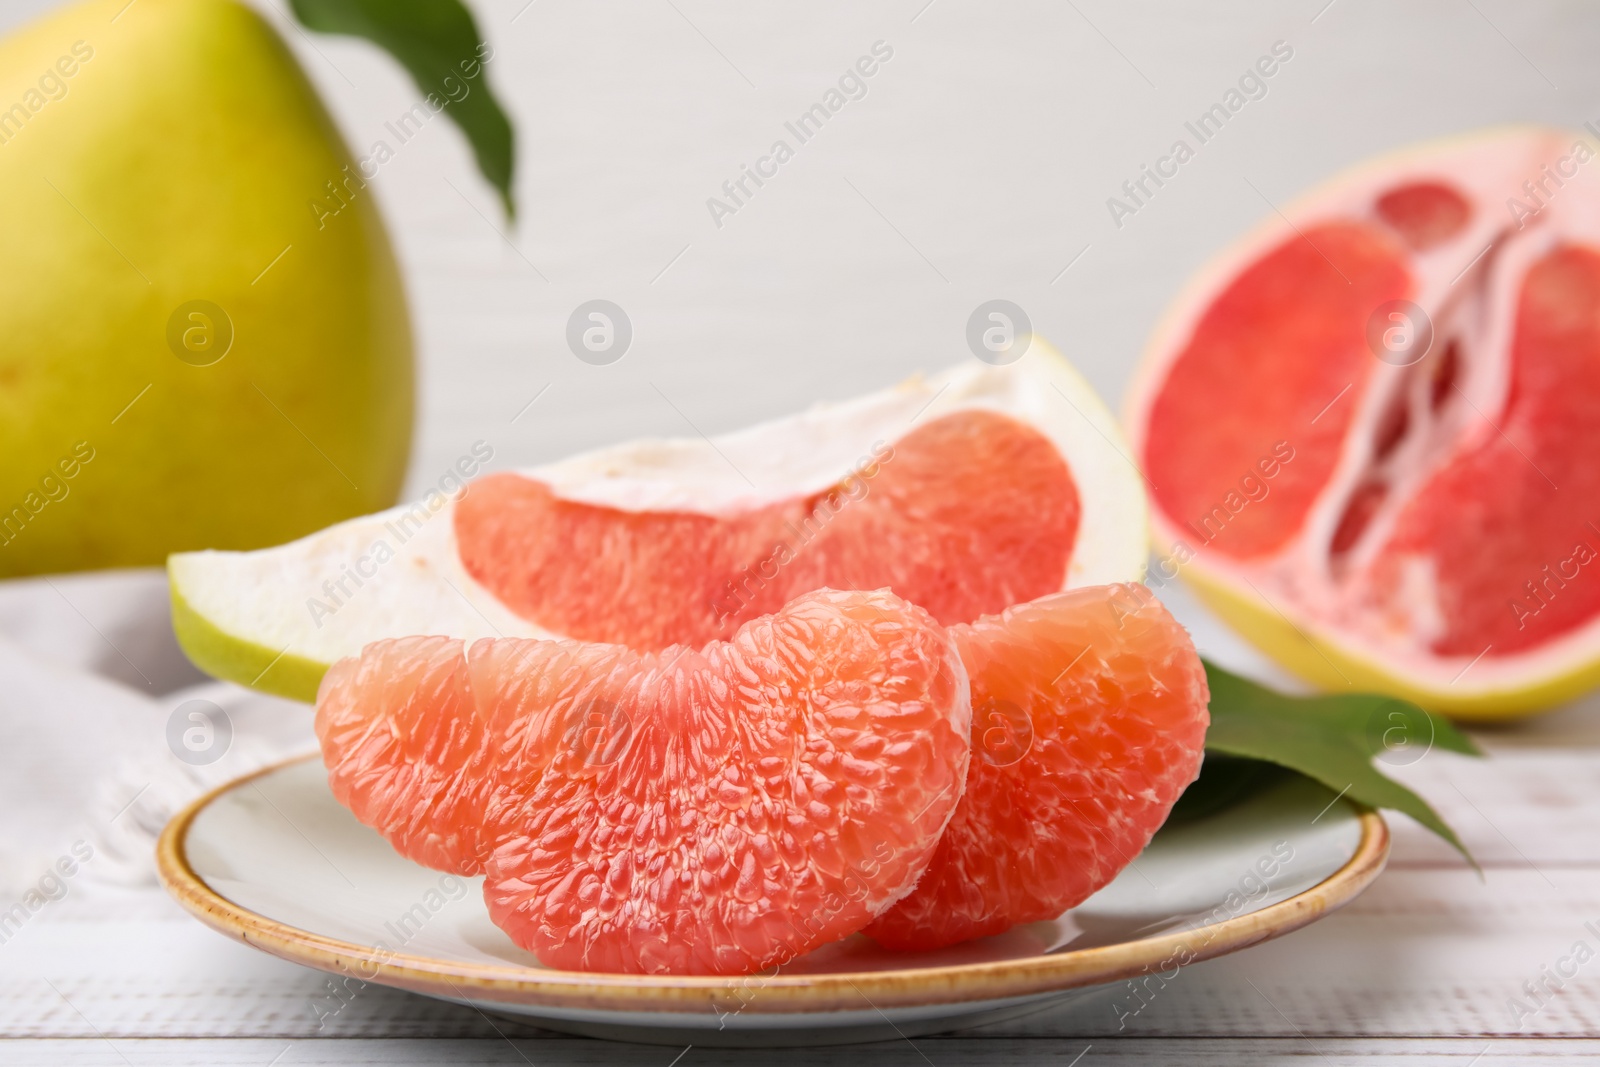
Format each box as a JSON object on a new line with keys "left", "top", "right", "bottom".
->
{"left": 0, "top": 568, "right": 314, "bottom": 896}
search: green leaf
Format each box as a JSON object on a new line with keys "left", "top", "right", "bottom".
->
{"left": 1199, "top": 660, "right": 1482, "bottom": 868}
{"left": 289, "top": 0, "right": 517, "bottom": 218}
{"left": 1167, "top": 753, "right": 1298, "bottom": 825}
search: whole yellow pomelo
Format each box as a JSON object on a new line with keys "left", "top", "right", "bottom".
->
{"left": 0, "top": 0, "right": 412, "bottom": 575}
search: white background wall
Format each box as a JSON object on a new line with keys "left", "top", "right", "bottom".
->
{"left": 7, "top": 0, "right": 1599, "bottom": 500}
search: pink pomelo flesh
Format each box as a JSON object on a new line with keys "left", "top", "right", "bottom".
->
{"left": 866, "top": 584, "right": 1209, "bottom": 951}
{"left": 455, "top": 410, "right": 1081, "bottom": 650}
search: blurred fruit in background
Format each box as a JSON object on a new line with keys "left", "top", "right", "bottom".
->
{"left": 1127, "top": 127, "right": 1600, "bottom": 720}
{"left": 0, "top": 0, "right": 413, "bottom": 576}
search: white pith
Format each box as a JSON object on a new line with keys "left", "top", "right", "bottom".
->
{"left": 1127, "top": 126, "right": 1600, "bottom": 696}
{"left": 172, "top": 339, "right": 1147, "bottom": 673}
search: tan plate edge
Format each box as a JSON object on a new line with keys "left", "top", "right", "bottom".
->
{"left": 156, "top": 754, "right": 1390, "bottom": 1017}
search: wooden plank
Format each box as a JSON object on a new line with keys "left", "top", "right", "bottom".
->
{"left": 1378, "top": 728, "right": 1600, "bottom": 870}
{"left": 974, "top": 868, "right": 1600, "bottom": 1038}
{"left": 4, "top": 869, "right": 1599, "bottom": 1040}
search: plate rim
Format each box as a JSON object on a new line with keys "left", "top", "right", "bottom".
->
{"left": 157, "top": 753, "right": 1389, "bottom": 1016}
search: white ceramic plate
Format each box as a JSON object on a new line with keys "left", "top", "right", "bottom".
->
{"left": 158, "top": 755, "right": 1387, "bottom": 1047}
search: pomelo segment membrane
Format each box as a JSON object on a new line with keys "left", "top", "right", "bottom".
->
{"left": 455, "top": 410, "right": 1080, "bottom": 650}
{"left": 315, "top": 588, "right": 971, "bottom": 975}
{"left": 1130, "top": 128, "right": 1600, "bottom": 704}
{"left": 1371, "top": 245, "right": 1600, "bottom": 657}
{"left": 866, "top": 584, "right": 1209, "bottom": 950}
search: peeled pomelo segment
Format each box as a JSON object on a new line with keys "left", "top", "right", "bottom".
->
{"left": 864, "top": 583, "right": 1208, "bottom": 951}
{"left": 314, "top": 588, "right": 972, "bottom": 975}
{"left": 456, "top": 410, "right": 1080, "bottom": 649}
{"left": 316, "top": 637, "right": 494, "bottom": 874}
{"left": 1128, "top": 127, "right": 1600, "bottom": 713}
{"left": 316, "top": 633, "right": 642, "bottom": 875}
{"left": 170, "top": 345, "right": 1147, "bottom": 702}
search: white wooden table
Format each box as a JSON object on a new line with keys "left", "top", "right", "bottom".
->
{"left": 3, "top": 0, "right": 1598, "bottom": 1061}
{"left": 1, "top": 576, "right": 1594, "bottom": 1066}
{"left": 0, "top": 700, "right": 1596, "bottom": 1064}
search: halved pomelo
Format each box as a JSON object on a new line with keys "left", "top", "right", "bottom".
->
{"left": 1127, "top": 127, "right": 1600, "bottom": 719}
{"left": 866, "top": 583, "right": 1209, "bottom": 950}
{"left": 171, "top": 340, "right": 1146, "bottom": 701}
{"left": 315, "top": 588, "right": 972, "bottom": 975}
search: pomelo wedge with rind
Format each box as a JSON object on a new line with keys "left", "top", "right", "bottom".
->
{"left": 171, "top": 340, "right": 1146, "bottom": 701}
{"left": 454, "top": 407, "right": 1080, "bottom": 649}
{"left": 315, "top": 587, "right": 971, "bottom": 975}
{"left": 1126, "top": 126, "right": 1600, "bottom": 719}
